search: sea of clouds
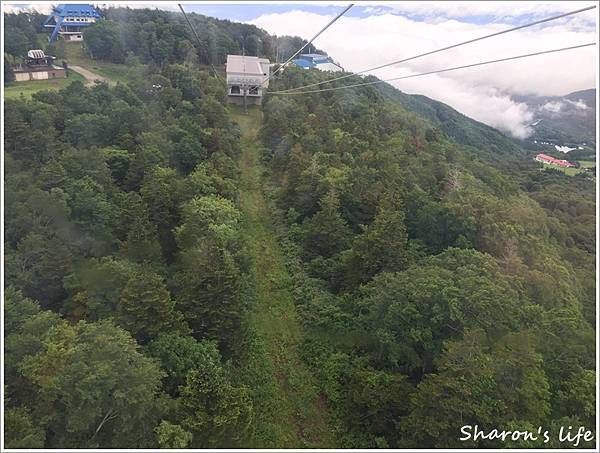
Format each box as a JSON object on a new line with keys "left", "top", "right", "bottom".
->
{"left": 250, "top": 2, "right": 596, "bottom": 138}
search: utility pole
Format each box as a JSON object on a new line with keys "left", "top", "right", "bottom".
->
{"left": 241, "top": 49, "right": 247, "bottom": 115}
{"left": 242, "top": 82, "right": 247, "bottom": 115}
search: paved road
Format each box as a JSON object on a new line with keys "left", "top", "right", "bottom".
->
{"left": 69, "top": 65, "right": 115, "bottom": 87}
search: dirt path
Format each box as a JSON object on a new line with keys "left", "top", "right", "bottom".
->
{"left": 233, "top": 106, "right": 337, "bottom": 448}
{"left": 69, "top": 65, "right": 115, "bottom": 87}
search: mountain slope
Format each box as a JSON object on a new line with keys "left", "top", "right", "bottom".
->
{"left": 513, "top": 88, "right": 596, "bottom": 147}
{"left": 370, "top": 77, "right": 531, "bottom": 174}
{"left": 260, "top": 65, "right": 596, "bottom": 448}
{"left": 3, "top": 6, "right": 596, "bottom": 450}
{"left": 375, "top": 80, "right": 524, "bottom": 157}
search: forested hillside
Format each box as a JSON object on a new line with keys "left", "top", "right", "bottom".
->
{"left": 258, "top": 68, "right": 596, "bottom": 448}
{"left": 3, "top": 7, "right": 596, "bottom": 450}
{"left": 513, "top": 89, "right": 596, "bottom": 147}
{"left": 3, "top": 7, "right": 314, "bottom": 66}
{"left": 4, "top": 63, "right": 257, "bottom": 448}
{"left": 375, "top": 80, "right": 525, "bottom": 161}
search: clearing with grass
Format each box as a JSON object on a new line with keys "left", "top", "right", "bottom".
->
{"left": 233, "top": 106, "right": 336, "bottom": 447}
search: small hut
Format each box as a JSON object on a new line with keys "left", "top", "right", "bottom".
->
{"left": 12, "top": 50, "right": 66, "bottom": 82}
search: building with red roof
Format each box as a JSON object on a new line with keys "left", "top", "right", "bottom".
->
{"left": 535, "top": 153, "right": 575, "bottom": 168}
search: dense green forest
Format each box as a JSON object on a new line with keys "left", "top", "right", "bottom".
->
{"left": 259, "top": 70, "right": 596, "bottom": 448}
{"left": 3, "top": 7, "right": 596, "bottom": 450}
{"left": 3, "top": 7, "right": 320, "bottom": 68}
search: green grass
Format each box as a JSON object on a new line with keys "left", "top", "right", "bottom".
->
{"left": 232, "top": 107, "right": 337, "bottom": 448}
{"left": 229, "top": 105, "right": 263, "bottom": 135}
{"left": 540, "top": 161, "right": 596, "bottom": 177}
{"left": 577, "top": 160, "right": 596, "bottom": 169}
{"left": 63, "top": 42, "right": 136, "bottom": 84}
{"left": 4, "top": 69, "right": 86, "bottom": 100}
{"left": 562, "top": 160, "right": 596, "bottom": 176}
{"left": 562, "top": 167, "right": 583, "bottom": 176}
{"left": 35, "top": 32, "right": 50, "bottom": 49}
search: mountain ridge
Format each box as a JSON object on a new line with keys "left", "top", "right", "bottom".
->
{"left": 373, "top": 78, "right": 525, "bottom": 163}
{"left": 512, "top": 88, "right": 596, "bottom": 147}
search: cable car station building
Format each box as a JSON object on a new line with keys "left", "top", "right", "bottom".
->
{"left": 292, "top": 53, "right": 343, "bottom": 72}
{"left": 225, "top": 55, "right": 270, "bottom": 105}
{"left": 43, "top": 4, "right": 102, "bottom": 42}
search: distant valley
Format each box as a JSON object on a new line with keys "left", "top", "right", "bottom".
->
{"left": 513, "top": 88, "right": 596, "bottom": 152}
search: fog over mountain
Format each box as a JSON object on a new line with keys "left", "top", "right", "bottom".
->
{"left": 249, "top": 3, "right": 596, "bottom": 139}
{"left": 512, "top": 88, "right": 596, "bottom": 146}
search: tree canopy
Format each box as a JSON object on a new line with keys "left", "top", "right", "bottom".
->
{"left": 3, "top": 6, "right": 595, "bottom": 449}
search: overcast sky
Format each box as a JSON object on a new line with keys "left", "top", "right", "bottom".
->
{"left": 4, "top": 1, "right": 597, "bottom": 138}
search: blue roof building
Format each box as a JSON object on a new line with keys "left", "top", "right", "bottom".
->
{"left": 292, "top": 53, "right": 344, "bottom": 72}
{"left": 43, "top": 4, "right": 102, "bottom": 42}
{"left": 292, "top": 59, "right": 313, "bottom": 69}
{"left": 299, "top": 54, "right": 331, "bottom": 64}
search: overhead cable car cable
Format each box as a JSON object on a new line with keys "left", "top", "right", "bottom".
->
{"left": 267, "top": 42, "right": 596, "bottom": 95}
{"left": 275, "top": 4, "right": 597, "bottom": 93}
{"left": 178, "top": 3, "right": 224, "bottom": 83}
{"left": 261, "top": 3, "right": 354, "bottom": 86}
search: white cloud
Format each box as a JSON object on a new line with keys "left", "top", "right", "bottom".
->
{"left": 540, "top": 101, "right": 564, "bottom": 113}
{"left": 565, "top": 98, "right": 589, "bottom": 110}
{"left": 2, "top": 3, "right": 54, "bottom": 14}
{"left": 250, "top": 5, "right": 596, "bottom": 138}
{"left": 366, "top": 1, "right": 596, "bottom": 23}
{"left": 363, "top": 6, "right": 387, "bottom": 15}
{"left": 1, "top": 2, "right": 181, "bottom": 14}
{"left": 395, "top": 75, "right": 535, "bottom": 138}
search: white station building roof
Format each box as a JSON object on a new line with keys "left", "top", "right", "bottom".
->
{"left": 226, "top": 55, "right": 270, "bottom": 87}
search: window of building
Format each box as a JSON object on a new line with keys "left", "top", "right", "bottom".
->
{"left": 230, "top": 85, "right": 241, "bottom": 95}
{"left": 77, "top": 35, "right": 82, "bottom": 38}
{"left": 249, "top": 86, "right": 259, "bottom": 95}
